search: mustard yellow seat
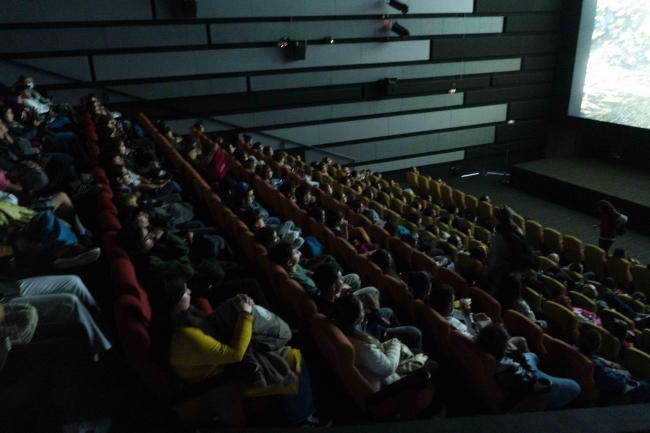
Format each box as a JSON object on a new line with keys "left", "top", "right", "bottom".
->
{"left": 563, "top": 236, "right": 585, "bottom": 264}
{"left": 543, "top": 301, "right": 579, "bottom": 345}
{"left": 465, "top": 195, "right": 479, "bottom": 215}
{"left": 452, "top": 189, "right": 466, "bottom": 211}
{"left": 543, "top": 228, "right": 563, "bottom": 256}
{"left": 524, "top": 220, "right": 544, "bottom": 251}
{"left": 606, "top": 256, "right": 633, "bottom": 289}
{"left": 580, "top": 322, "right": 620, "bottom": 361}
{"left": 584, "top": 245, "right": 607, "bottom": 282}
{"left": 440, "top": 184, "right": 453, "bottom": 207}
{"left": 631, "top": 265, "right": 650, "bottom": 296}
{"left": 477, "top": 201, "right": 493, "bottom": 223}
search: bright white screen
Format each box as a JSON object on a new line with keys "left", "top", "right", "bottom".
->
{"left": 568, "top": 0, "right": 650, "bottom": 129}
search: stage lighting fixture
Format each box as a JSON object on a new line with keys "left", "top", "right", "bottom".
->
{"left": 390, "top": 22, "right": 410, "bottom": 37}
{"left": 388, "top": 0, "right": 409, "bottom": 14}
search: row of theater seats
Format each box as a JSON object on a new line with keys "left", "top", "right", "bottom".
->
{"left": 83, "top": 106, "right": 265, "bottom": 428}
{"left": 405, "top": 171, "right": 650, "bottom": 294}
{"left": 137, "top": 113, "right": 626, "bottom": 413}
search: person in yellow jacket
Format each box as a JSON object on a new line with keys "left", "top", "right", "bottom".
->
{"left": 148, "top": 273, "right": 330, "bottom": 427}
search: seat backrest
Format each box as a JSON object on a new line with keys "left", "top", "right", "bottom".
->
{"left": 440, "top": 184, "right": 453, "bottom": 207}
{"left": 524, "top": 220, "right": 544, "bottom": 250}
{"left": 624, "top": 347, "right": 650, "bottom": 383}
{"left": 368, "top": 201, "right": 384, "bottom": 220}
{"left": 406, "top": 171, "right": 419, "bottom": 192}
{"left": 447, "top": 330, "right": 502, "bottom": 412}
{"left": 543, "top": 228, "right": 563, "bottom": 255}
{"left": 435, "top": 267, "right": 468, "bottom": 293}
{"left": 457, "top": 219, "right": 475, "bottom": 237}
{"left": 599, "top": 308, "right": 635, "bottom": 331}
{"left": 367, "top": 224, "right": 391, "bottom": 250}
{"left": 473, "top": 226, "right": 493, "bottom": 243}
{"left": 412, "top": 300, "right": 450, "bottom": 355}
{"left": 257, "top": 254, "right": 289, "bottom": 292}
{"left": 331, "top": 236, "right": 358, "bottom": 267}
{"left": 537, "top": 255, "right": 556, "bottom": 271}
{"left": 456, "top": 253, "right": 483, "bottom": 284}
{"left": 240, "top": 231, "right": 266, "bottom": 263}
{"left": 418, "top": 176, "right": 430, "bottom": 197}
{"left": 503, "top": 310, "right": 545, "bottom": 356}
{"left": 352, "top": 212, "right": 373, "bottom": 233}
{"left": 352, "top": 254, "right": 384, "bottom": 288}
{"left": 568, "top": 290, "right": 597, "bottom": 313}
{"left": 584, "top": 245, "right": 607, "bottom": 281}
{"left": 464, "top": 195, "right": 479, "bottom": 214}
{"left": 389, "top": 237, "right": 413, "bottom": 271}
{"left": 521, "top": 285, "right": 543, "bottom": 317}
{"left": 563, "top": 236, "right": 585, "bottom": 263}
{"left": 539, "top": 334, "right": 598, "bottom": 407}
{"left": 542, "top": 301, "right": 579, "bottom": 344}
{"left": 309, "top": 314, "right": 375, "bottom": 406}
{"left": 452, "top": 189, "right": 466, "bottom": 210}
{"left": 411, "top": 251, "right": 439, "bottom": 278}
{"left": 606, "top": 256, "right": 633, "bottom": 286}
{"left": 631, "top": 265, "right": 650, "bottom": 296}
{"left": 477, "top": 201, "right": 493, "bottom": 223}
{"left": 379, "top": 275, "right": 414, "bottom": 325}
{"left": 579, "top": 322, "right": 620, "bottom": 361}
{"left": 427, "top": 179, "right": 441, "bottom": 201}
{"left": 464, "top": 286, "right": 502, "bottom": 324}
{"left": 540, "top": 274, "right": 566, "bottom": 298}
{"left": 511, "top": 214, "right": 525, "bottom": 233}
{"left": 280, "top": 279, "right": 318, "bottom": 321}
{"left": 389, "top": 197, "right": 404, "bottom": 216}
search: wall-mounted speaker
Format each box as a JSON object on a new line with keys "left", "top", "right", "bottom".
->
{"left": 291, "top": 40, "right": 307, "bottom": 60}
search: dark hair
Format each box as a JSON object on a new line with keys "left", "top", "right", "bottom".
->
{"left": 241, "top": 208, "right": 262, "bottom": 232}
{"left": 348, "top": 199, "right": 363, "bottom": 213}
{"left": 369, "top": 249, "right": 397, "bottom": 277}
{"left": 233, "top": 148, "right": 247, "bottom": 163}
{"left": 479, "top": 195, "right": 490, "bottom": 202}
{"left": 361, "top": 189, "right": 373, "bottom": 199}
{"left": 316, "top": 162, "right": 327, "bottom": 172}
{"left": 115, "top": 222, "right": 146, "bottom": 255}
{"left": 325, "top": 208, "right": 344, "bottom": 230}
{"left": 404, "top": 271, "right": 432, "bottom": 302}
{"left": 597, "top": 200, "right": 616, "bottom": 216}
{"left": 361, "top": 209, "right": 374, "bottom": 221}
{"left": 384, "top": 220, "right": 398, "bottom": 237}
{"left": 255, "top": 164, "right": 271, "bottom": 178}
{"left": 313, "top": 261, "right": 342, "bottom": 293}
{"left": 255, "top": 226, "right": 277, "bottom": 249}
{"left": 272, "top": 152, "right": 284, "bottom": 162}
{"left": 470, "top": 246, "right": 487, "bottom": 262}
{"left": 278, "top": 180, "right": 296, "bottom": 198}
{"left": 309, "top": 207, "right": 325, "bottom": 224}
{"left": 577, "top": 327, "right": 602, "bottom": 357}
{"left": 401, "top": 233, "right": 417, "bottom": 248}
{"left": 606, "top": 318, "right": 629, "bottom": 343}
{"left": 262, "top": 146, "right": 273, "bottom": 156}
{"left": 295, "top": 185, "right": 311, "bottom": 204}
{"left": 331, "top": 295, "right": 363, "bottom": 336}
{"left": 252, "top": 142, "right": 262, "bottom": 150}
{"left": 612, "top": 248, "right": 626, "bottom": 258}
{"left": 243, "top": 159, "right": 256, "bottom": 170}
{"left": 476, "top": 324, "right": 510, "bottom": 361}
{"left": 148, "top": 273, "right": 199, "bottom": 364}
{"left": 267, "top": 240, "right": 295, "bottom": 268}
{"left": 439, "top": 216, "right": 450, "bottom": 225}
{"left": 494, "top": 206, "right": 517, "bottom": 232}
{"left": 407, "top": 211, "right": 421, "bottom": 225}
{"left": 465, "top": 212, "right": 477, "bottom": 223}
{"left": 603, "top": 277, "right": 618, "bottom": 290}
{"left": 428, "top": 284, "right": 454, "bottom": 316}
{"left": 242, "top": 134, "right": 252, "bottom": 143}
{"left": 568, "top": 263, "right": 583, "bottom": 273}
{"left": 423, "top": 207, "right": 435, "bottom": 218}
{"left": 332, "top": 192, "right": 345, "bottom": 202}
{"left": 106, "top": 164, "right": 127, "bottom": 186}
{"left": 447, "top": 235, "right": 461, "bottom": 248}
{"left": 446, "top": 205, "right": 457, "bottom": 215}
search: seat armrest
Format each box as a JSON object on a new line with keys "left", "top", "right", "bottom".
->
{"left": 364, "top": 370, "right": 431, "bottom": 407}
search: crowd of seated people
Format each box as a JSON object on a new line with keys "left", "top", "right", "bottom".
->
{"left": 0, "top": 78, "right": 119, "bottom": 430}
{"left": 26, "top": 86, "right": 650, "bottom": 430}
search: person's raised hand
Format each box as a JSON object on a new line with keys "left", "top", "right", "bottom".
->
{"left": 459, "top": 298, "right": 472, "bottom": 317}
{"left": 234, "top": 294, "right": 254, "bottom": 314}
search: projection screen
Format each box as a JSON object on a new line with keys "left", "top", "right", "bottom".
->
{"left": 568, "top": 0, "right": 650, "bottom": 130}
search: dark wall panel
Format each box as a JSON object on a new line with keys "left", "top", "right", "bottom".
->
{"left": 496, "top": 119, "right": 548, "bottom": 142}
{"left": 508, "top": 99, "right": 552, "bottom": 120}
{"left": 492, "top": 71, "right": 554, "bottom": 86}
{"left": 475, "top": 0, "right": 562, "bottom": 13}
{"left": 431, "top": 35, "right": 558, "bottom": 60}
{"left": 522, "top": 56, "right": 557, "bottom": 70}
{"left": 464, "top": 84, "right": 552, "bottom": 105}
{"left": 505, "top": 15, "right": 561, "bottom": 33}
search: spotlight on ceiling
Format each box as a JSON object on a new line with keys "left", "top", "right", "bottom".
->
{"left": 388, "top": 0, "right": 409, "bottom": 14}
{"left": 390, "top": 21, "right": 410, "bottom": 37}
